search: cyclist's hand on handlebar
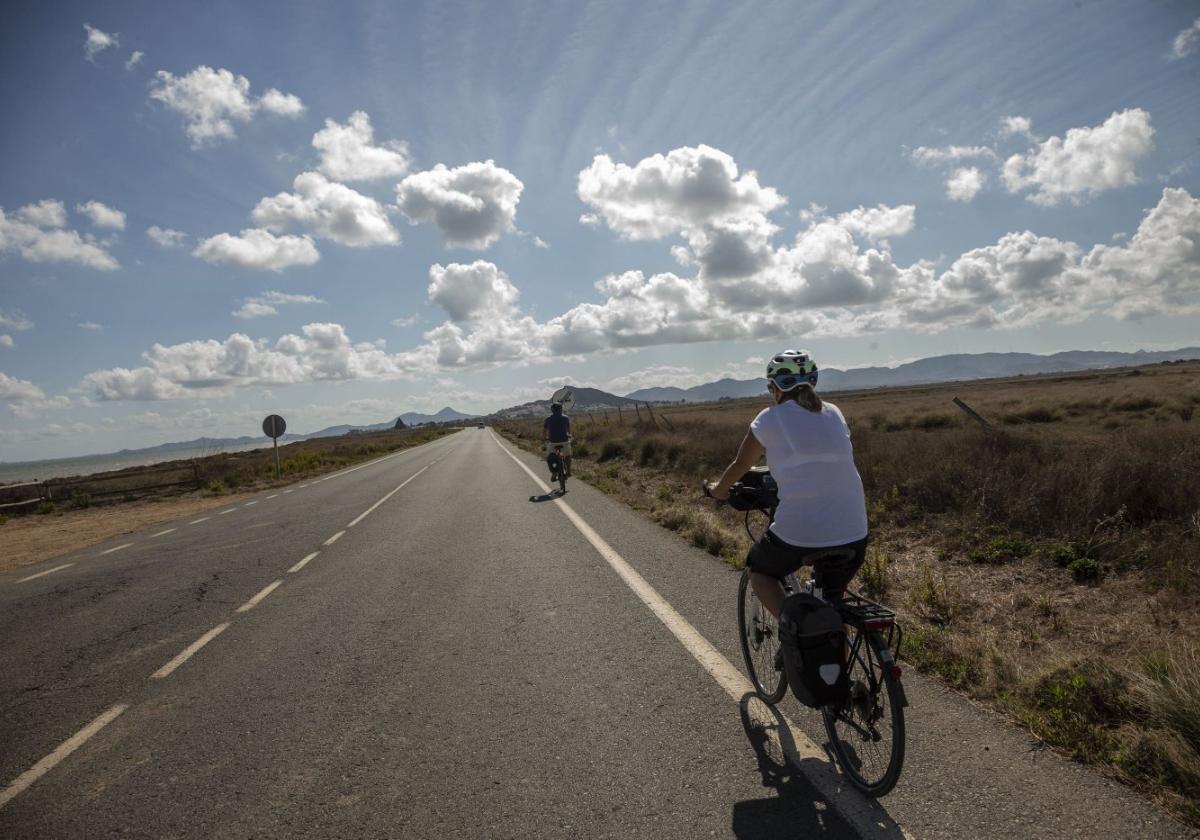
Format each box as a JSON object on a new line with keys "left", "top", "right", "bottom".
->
{"left": 706, "top": 479, "right": 731, "bottom": 501}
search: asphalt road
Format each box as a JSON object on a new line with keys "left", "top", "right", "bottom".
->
{"left": 0, "top": 428, "right": 1192, "bottom": 839}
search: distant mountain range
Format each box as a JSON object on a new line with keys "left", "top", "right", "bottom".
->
{"left": 623, "top": 347, "right": 1200, "bottom": 403}
{"left": 102, "top": 407, "right": 479, "bottom": 458}
{"left": 491, "top": 387, "right": 639, "bottom": 419}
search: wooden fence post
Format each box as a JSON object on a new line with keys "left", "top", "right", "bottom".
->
{"left": 616, "top": 406, "right": 623, "bottom": 424}
{"left": 953, "top": 397, "right": 992, "bottom": 428}
{"left": 634, "top": 403, "right": 643, "bottom": 423}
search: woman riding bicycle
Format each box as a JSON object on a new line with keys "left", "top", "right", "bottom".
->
{"left": 709, "top": 350, "right": 869, "bottom": 618}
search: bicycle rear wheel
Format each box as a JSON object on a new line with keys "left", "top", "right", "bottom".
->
{"left": 822, "top": 628, "right": 905, "bottom": 796}
{"left": 558, "top": 465, "right": 567, "bottom": 493}
{"left": 737, "top": 569, "right": 786, "bottom": 703}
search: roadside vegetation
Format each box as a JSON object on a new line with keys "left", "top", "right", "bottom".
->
{"left": 499, "top": 361, "right": 1200, "bottom": 822}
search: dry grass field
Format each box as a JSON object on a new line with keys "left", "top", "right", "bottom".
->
{"left": 499, "top": 360, "right": 1200, "bottom": 821}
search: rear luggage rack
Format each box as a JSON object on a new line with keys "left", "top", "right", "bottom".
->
{"left": 838, "top": 591, "right": 903, "bottom": 659}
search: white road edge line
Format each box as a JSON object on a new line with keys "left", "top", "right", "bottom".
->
{"left": 152, "top": 528, "right": 177, "bottom": 538}
{"left": 236, "top": 580, "right": 284, "bottom": 613}
{"left": 323, "top": 530, "right": 345, "bottom": 546}
{"left": 0, "top": 703, "right": 129, "bottom": 810}
{"left": 346, "top": 465, "right": 430, "bottom": 528}
{"left": 99, "top": 543, "right": 133, "bottom": 556}
{"left": 491, "top": 432, "right": 914, "bottom": 840}
{"left": 17, "top": 563, "right": 74, "bottom": 583}
{"left": 189, "top": 516, "right": 210, "bottom": 524}
{"left": 289, "top": 552, "right": 319, "bottom": 573}
{"left": 151, "top": 622, "right": 231, "bottom": 679}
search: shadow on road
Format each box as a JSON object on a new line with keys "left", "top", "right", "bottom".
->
{"left": 528, "top": 491, "right": 564, "bottom": 503}
{"left": 731, "top": 694, "right": 875, "bottom": 839}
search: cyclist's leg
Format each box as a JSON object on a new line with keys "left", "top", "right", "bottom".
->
{"left": 746, "top": 531, "right": 805, "bottom": 618}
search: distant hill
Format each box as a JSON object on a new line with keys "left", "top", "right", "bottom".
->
{"left": 491, "top": 387, "right": 637, "bottom": 419}
{"left": 624, "top": 347, "right": 1200, "bottom": 403}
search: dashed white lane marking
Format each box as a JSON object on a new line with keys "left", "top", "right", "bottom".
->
{"left": 323, "top": 530, "right": 345, "bottom": 546}
{"left": 267, "top": 494, "right": 279, "bottom": 499}
{"left": 288, "top": 552, "right": 319, "bottom": 573}
{"left": 189, "top": 516, "right": 210, "bottom": 524}
{"left": 218, "top": 508, "right": 236, "bottom": 515}
{"left": 236, "top": 579, "right": 283, "bottom": 613}
{"left": 283, "top": 489, "right": 293, "bottom": 494}
{"left": 0, "top": 703, "right": 129, "bottom": 810}
{"left": 491, "top": 433, "right": 913, "bottom": 840}
{"left": 99, "top": 543, "right": 133, "bottom": 556}
{"left": 243, "top": 500, "right": 258, "bottom": 507}
{"left": 17, "top": 563, "right": 74, "bottom": 583}
{"left": 299, "top": 484, "right": 310, "bottom": 489}
{"left": 346, "top": 465, "right": 430, "bottom": 528}
{"left": 152, "top": 528, "right": 177, "bottom": 538}
{"left": 151, "top": 622, "right": 231, "bottom": 680}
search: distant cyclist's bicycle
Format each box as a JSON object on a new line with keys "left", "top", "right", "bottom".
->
{"left": 705, "top": 470, "right": 908, "bottom": 797}
{"left": 547, "top": 442, "right": 569, "bottom": 494}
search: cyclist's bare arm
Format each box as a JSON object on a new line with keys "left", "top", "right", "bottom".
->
{"left": 710, "top": 430, "right": 765, "bottom": 500}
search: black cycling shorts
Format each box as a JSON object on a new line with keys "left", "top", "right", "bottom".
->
{"left": 746, "top": 530, "right": 868, "bottom": 603}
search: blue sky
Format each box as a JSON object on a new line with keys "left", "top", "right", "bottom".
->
{"left": 1, "top": 0, "right": 1198, "bottom": 459}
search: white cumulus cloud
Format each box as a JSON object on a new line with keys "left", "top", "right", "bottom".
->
{"left": 946, "top": 167, "right": 986, "bottom": 201}
{"left": 0, "top": 372, "right": 46, "bottom": 402}
{"left": 427, "top": 261, "right": 519, "bottom": 323}
{"left": 146, "top": 225, "right": 188, "bottom": 248}
{"left": 252, "top": 172, "right": 398, "bottom": 247}
{"left": 999, "top": 116, "right": 1034, "bottom": 138}
{"left": 0, "top": 335, "right": 13, "bottom": 348}
{"left": 0, "top": 202, "right": 119, "bottom": 270}
{"left": 397, "top": 161, "right": 524, "bottom": 249}
{"left": 125, "top": 50, "right": 144, "bottom": 71}
{"left": 192, "top": 228, "right": 319, "bottom": 272}
{"left": 313, "top": 111, "right": 411, "bottom": 182}
{"left": 1171, "top": 17, "right": 1200, "bottom": 59}
{"left": 76, "top": 200, "right": 126, "bottom": 230}
{"left": 83, "top": 24, "right": 117, "bottom": 62}
{"left": 1002, "top": 109, "right": 1154, "bottom": 205}
{"left": 149, "top": 66, "right": 305, "bottom": 146}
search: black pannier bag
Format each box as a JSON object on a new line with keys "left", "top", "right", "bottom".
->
{"left": 729, "top": 467, "right": 779, "bottom": 511}
{"left": 778, "top": 592, "right": 850, "bottom": 707}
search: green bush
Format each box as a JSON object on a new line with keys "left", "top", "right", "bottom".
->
{"left": 598, "top": 440, "right": 627, "bottom": 462}
{"left": 72, "top": 492, "right": 92, "bottom": 509}
{"left": 1025, "top": 663, "right": 1128, "bottom": 763}
{"left": 1068, "top": 555, "right": 1101, "bottom": 582}
{"left": 970, "top": 534, "right": 1031, "bottom": 564}
{"left": 206, "top": 478, "right": 228, "bottom": 496}
{"left": 36, "top": 500, "right": 55, "bottom": 515}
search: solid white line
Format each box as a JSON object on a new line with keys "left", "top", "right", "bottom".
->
{"left": 267, "top": 494, "right": 279, "bottom": 499}
{"left": 288, "top": 552, "right": 319, "bottom": 573}
{"left": 189, "top": 516, "right": 210, "bottom": 524}
{"left": 0, "top": 703, "right": 129, "bottom": 810}
{"left": 346, "top": 465, "right": 430, "bottom": 528}
{"left": 491, "top": 433, "right": 914, "bottom": 840}
{"left": 236, "top": 580, "right": 283, "bottom": 613}
{"left": 17, "top": 563, "right": 74, "bottom": 583}
{"left": 243, "top": 500, "right": 258, "bottom": 507}
{"left": 151, "top": 622, "right": 231, "bottom": 679}
{"left": 152, "top": 528, "right": 177, "bottom": 538}
{"left": 99, "top": 543, "right": 133, "bottom": 556}
{"left": 218, "top": 508, "right": 236, "bottom": 515}
{"left": 323, "top": 530, "right": 345, "bottom": 546}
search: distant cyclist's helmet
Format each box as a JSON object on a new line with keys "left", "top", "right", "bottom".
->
{"left": 551, "top": 402, "right": 563, "bottom": 414}
{"left": 766, "top": 349, "right": 818, "bottom": 391}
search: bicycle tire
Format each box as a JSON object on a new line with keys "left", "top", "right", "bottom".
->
{"left": 822, "top": 629, "right": 905, "bottom": 796}
{"left": 559, "top": 466, "right": 567, "bottom": 493}
{"left": 737, "top": 568, "right": 787, "bottom": 703}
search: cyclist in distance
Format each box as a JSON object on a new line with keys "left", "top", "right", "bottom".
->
{"left": 708, "top": 350, "right": 869, "bottom": 617}
{"left": 542, "top": 401, "right": 572, "bottom": 479}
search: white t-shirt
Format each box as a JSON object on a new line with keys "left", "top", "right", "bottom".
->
{"left": 749, "top": 400, "right": 868, "bottom": 547}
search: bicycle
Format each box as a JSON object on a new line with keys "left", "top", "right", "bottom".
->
{"left": 546, "top": 441, "right": 569, "bottom": 494}
{"left": 704, "top": 469, "right": 908, "bottom": 797}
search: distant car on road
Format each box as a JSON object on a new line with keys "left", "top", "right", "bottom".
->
{"left": 477, "top": 422, "right": 486, "bottom": 428}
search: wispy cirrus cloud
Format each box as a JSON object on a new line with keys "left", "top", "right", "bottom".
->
{"left": 232, "top": 290, "right": 325, "bottom": 319}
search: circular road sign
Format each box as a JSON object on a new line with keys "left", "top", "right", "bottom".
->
{"left": 262, "top": 414, "right": 287, "bottom": 439}
{"left": 550, "top": 386, "right": 576, "bottom": 412}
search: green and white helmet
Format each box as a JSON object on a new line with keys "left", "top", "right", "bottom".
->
{"left": 766, "top": 349, "right": 818, "bottom": 391}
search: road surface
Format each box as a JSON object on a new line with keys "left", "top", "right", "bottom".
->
{"left": 0, "top": 429, "right": 1192, "bottom": 838}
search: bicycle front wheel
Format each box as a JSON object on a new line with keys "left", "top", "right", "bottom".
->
{"left": 558, "top": 467, "right": 567, "bottom": 493}
{"left": 822, "top": 629, "right": 905, "bottom": 796}
{"left": 737, "top": 568, "right": 786, "bottom": 703}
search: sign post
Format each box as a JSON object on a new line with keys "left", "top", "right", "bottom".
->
{"left": 262, "top": 414, "right": 287, "bottom": 479}
{"left": 550, "top": 386, "right": 577, "bottom": 413}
